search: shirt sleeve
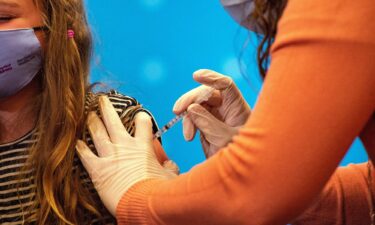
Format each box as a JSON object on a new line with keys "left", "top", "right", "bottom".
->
{"left": 291, "top": 163, "right": 373, "bottom": 225}
{"left": 116, "top": 0, "right": 375, "bottom": 224}
{"left": 84, "top": 90, "right": 169, "bottom": 164}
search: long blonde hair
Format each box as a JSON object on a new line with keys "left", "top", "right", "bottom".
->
{"left": 20, "top": 0, "right": 103, "bottom": 224}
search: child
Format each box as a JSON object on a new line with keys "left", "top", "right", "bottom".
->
{"left": 0, "top": 0, "right": 173, "bottom": 224}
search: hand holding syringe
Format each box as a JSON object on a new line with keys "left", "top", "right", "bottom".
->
{"left": 153, "top": 87, "right": 215, "bottom": 139}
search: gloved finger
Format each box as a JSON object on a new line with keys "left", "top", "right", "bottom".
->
{"left": 99, "top": 95, "right": 130, "bottom": 143}
{"left": 87, "top": 112, "right": 114, "bottom": 157}
{"left": 200, "top": 133, "right": 222, "bottom": 159}
{"left": 76, "top": 140, "right": 99, "bottom": 175}
{"left": 153, "top": 139, "right": 169, "bottom": 164}
{"left": 173, "top": 86, "right": 204, "bottom": 114}
{"left": 134, "top": 112, "right": 153, "bottom": 141}
{"left": 199, "top": 134, "right": 211, "bottom": 158}
{"left": 182, "top": 115, "right": 197, "bottom": 141}
{"left": 163, "top": 160, "right": 180, "bottom": 175}
{"left": 220, "top": 79, "right": 248, "bottom": 108}
{"left": 187, "top": 103, "right": 226, "bottom": 139}
{"left": 193, "top": 69, "right": 234, "bottom": 91}
{"left": 173, "top": 86, "right": 222, "bottom": 114}
{"left": 193, "top": 69, "right": 247, "bottom": 105}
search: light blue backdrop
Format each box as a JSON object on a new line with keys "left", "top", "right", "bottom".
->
{"left": 86, "top": 0, "right": 367, "bottom": 172}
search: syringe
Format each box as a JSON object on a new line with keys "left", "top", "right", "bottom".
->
{"left": 153, "top": 87, "right": 215, "bottom": 139}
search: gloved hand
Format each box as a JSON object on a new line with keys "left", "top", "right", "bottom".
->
{"left": 76, "top": 96, "right": 178, "bottom": 216}
{"left": 173, "top": 69, "right": 251, "bottom": 158}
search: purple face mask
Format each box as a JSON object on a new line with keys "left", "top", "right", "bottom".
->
{"left": 220, "top": 0, "right": 260, "bottom": 32}
{"left": 0, "top": 28, "right": 43, "bottom": 99}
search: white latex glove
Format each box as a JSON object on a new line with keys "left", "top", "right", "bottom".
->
{"left": 76, "top": 96, "right": 178, "bottom": 216}
{"left": 173, "top": 69, "right": 251, "bottom": 158}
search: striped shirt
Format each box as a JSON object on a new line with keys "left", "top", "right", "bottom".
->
{"left": 0, "top": 90, "right": 158, "bottom": 224}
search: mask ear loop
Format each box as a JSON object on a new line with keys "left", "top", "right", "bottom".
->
{"left": 33, "top": 26, "right": 74, "bottom": 39}
{"left": 33, "top": 26, "right": 48, "bottom": 32}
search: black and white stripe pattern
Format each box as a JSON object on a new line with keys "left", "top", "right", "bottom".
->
{"left": 0, "top": 90, "right": 158, "bottom": 224}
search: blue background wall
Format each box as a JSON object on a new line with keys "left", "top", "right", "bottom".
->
{"left": 86, "top": 0, "right": 367, "bottom": 173}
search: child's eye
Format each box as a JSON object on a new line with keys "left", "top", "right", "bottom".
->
{"left": 0, "top": 15, "right": 13, "bottom": 22}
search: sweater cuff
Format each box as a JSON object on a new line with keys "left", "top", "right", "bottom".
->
{"left": 116, "top": 179, "right": 163, "bottom": 224}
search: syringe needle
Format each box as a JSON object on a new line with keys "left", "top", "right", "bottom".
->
{"left": 153, "top": 87, "right": 215, "bottom": 139}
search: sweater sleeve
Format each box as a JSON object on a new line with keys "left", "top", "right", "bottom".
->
{"left": 117, "top": 0, "right": 375, "bottom": 224}
{"left": 291, "top": 163, "right": 373, "bottom": 225}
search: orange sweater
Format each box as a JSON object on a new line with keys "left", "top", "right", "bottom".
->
{"left": 292, "top": 163, "right": 373, "bottom": 225}
{"left": 117, "top": 0, "right": 375, "bottom": 224}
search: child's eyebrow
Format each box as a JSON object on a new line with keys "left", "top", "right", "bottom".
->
{"left": 0, "top": 0, "right": 21, "bottom": 9}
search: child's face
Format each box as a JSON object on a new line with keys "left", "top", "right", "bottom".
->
{"left": 0, "top": 0, "right": 45, "bottom": 46}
